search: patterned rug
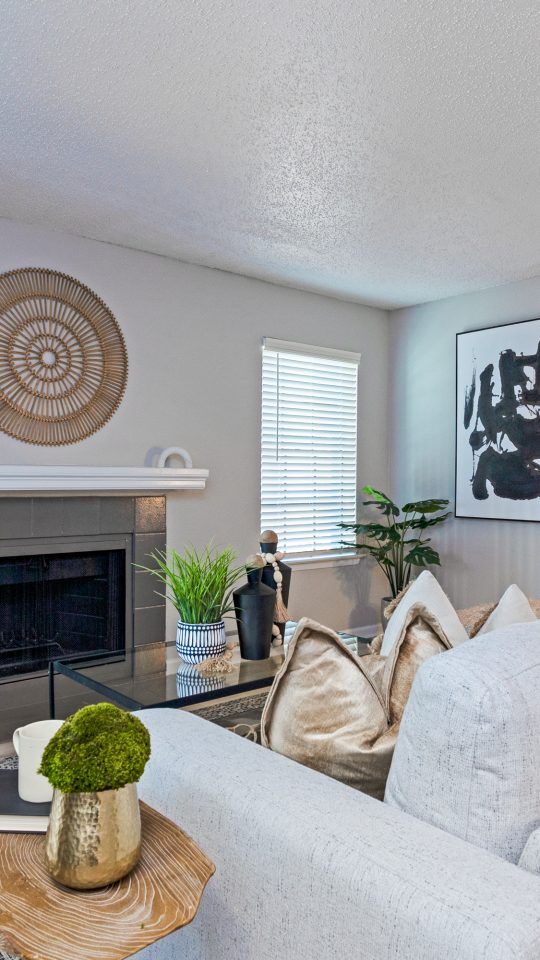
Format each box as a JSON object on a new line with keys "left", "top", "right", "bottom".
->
{"left": 189, "top": 692, "right": 267, "bottom": 743}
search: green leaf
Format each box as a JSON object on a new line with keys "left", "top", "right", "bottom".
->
{"left": 403, "top": 499, "right": 449, "bottom": 514}
{"left": 408, "top": 512, "right": 452, "bottom": 529}
{"left": 135, "top": 543, "right": 244, "bottom": 623}
{"left": 353, "top": 544, "right": 388, "bottom": 559}
{"left": 404, "top": 544, "right": 441, "bottom": 567}
{"left": 339, "top": 521, "right": 388, "bottom": 536}
{"left": 361, "top": 485, "right": 391, "bottom": 502}
{"left": 363, "top": 499, "right": 400, "bottom": 517}
{"left": 361, "top": 486, "right": 400, "bottom": 517}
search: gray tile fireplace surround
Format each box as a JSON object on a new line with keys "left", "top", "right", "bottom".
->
{"left": 0, "top": 495, "right": 166, "bottom": 745}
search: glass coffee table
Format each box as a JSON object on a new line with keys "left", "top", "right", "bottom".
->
{"left": 49, "top": 625, "right": 373, "bottom": 718}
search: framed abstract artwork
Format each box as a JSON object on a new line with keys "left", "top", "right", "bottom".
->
{"left": 456, "top": 318, "right": 540, "bottom": 521}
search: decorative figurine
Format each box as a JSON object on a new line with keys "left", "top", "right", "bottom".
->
{"left": 259, "top": 530, "right": 292, "bottom": 644}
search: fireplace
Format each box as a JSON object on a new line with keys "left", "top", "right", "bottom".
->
{"left": 0, "top": 548, "right": 126, "bottom": 679}
{"left": 0, "top": 496, "right": 166, "bottom": 697}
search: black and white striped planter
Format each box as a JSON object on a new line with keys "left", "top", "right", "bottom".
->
{"left": 176, "top": 619, "right": 227, "bottom": 663}
{"left": 176, "top": 663, "right": 226, "bottom": 697}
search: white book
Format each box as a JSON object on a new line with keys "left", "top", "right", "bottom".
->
{"left": 0, "top": 813, "right": 49, "bottom": 833}
{"left": 0, "top": 770, "right": 49, "bottom": 833}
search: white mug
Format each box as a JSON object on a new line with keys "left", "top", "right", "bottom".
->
{"left": 12, "top": 719, "right": 64, "bottom": 803}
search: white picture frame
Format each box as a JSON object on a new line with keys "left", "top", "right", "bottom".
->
{"left": 456, "top": 318, "right": 540, "bottom": 521}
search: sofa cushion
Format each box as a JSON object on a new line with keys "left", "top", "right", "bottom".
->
{"left": 519, "top": 828, "right": 540, "bottom": 875}
{"left": 385, "top": 621, "right": 540, "bottom": 863}
{"left": 380, "top": 570, "right": 467, "bottom": 657}
{"left": 261, "top": 610, "right": 452, "bottom": 800}
{"left": 458, "top": 601, "right": 497, "bottom": 637}
{"left": 381, "top": 603, "right": 452, "bottom": 724}
{"left": 475, "top": 583, "right": 536, "bottom": 635}
{"left": 138, "top": 707, "right": 540, "bottom": 960}
{"left": 261, "top": 618, "right": 392, "bottom": 799}
{"left": 458, "top": 594, "right": 540, "bottom": 637}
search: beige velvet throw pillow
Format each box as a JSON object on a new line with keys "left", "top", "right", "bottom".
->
{"left": 381, "top": 603, "right": 453, "bottom": 724}
{"left": 261, "top": 608, "right": 453, "bottom": 800}
{"left": 261, "top": 618, "right": 391, "bottom": 799}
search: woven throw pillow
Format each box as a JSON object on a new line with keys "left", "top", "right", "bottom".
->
{"left": 458, "top": 602, "right": 497, "bottom": 637}
{"left": 261, "top": 609, "right": 451, "bottom": 800}
{"left": 518, "top": 827, "right": 540, "bottom": 875}
{"left": 380, "top": 571, "right": 467, "bottom": 657}
{"left": 475, "top": 584, "right": 536, "bottom": 635}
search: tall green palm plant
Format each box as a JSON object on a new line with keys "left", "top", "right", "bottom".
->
{"left": 339, "top": 486, "right": 450, "bottom": 598}
{"left": 137, "top": 544, "right": 244, "bottom": 624}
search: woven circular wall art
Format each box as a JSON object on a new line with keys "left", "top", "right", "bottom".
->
{"left": 0, "top": 268, "right": 128, "bottom": 445}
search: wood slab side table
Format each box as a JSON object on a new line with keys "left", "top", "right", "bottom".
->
{"left": 0, "top": 802, "right": 215, "bottom": 960}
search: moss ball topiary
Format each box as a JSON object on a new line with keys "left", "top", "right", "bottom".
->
{"left": 39, "top": 703, "right": 151, "bottom": 793}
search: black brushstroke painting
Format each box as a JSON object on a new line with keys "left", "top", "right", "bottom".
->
{"left": 464, "top": 341, "right": 540, "bottom": 501}
{"left": 463, "top": 363, "right": 476, "bottom": 429}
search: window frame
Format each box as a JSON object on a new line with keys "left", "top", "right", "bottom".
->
{"left": 261, "top": 337, "right": 361, "bottom": 563}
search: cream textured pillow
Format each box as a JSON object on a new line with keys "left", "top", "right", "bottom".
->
{"left": 385, "top": 621, "right": 540, "bottom": 863}
{"left": 475, "top": 584, "right": 536, "bottom": 635}
{"left": 261, "top": 608, "right": 452, "bottom": 800}
{"left": 519, "top": 827, "right": 540, "bottom": 875}
{"left": 380, "top": 570, "right": 467, "bottom": 657}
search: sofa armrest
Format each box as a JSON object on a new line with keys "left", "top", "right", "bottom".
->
{"left": 137, "top": 708, "right": 540, "bottom": 960}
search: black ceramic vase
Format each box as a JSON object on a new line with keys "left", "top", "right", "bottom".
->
{"left": 259, "top": 532, "right": 292, "bottom": 638}
{"left": 233, "top": 567, "right": 276, "bottom": 660}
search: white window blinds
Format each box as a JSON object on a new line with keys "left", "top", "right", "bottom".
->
{"left": 261, "top": 338, "right": 359, "bottom": 556}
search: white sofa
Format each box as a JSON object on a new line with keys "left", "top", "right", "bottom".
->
{"left": 137, "top": 623, "right": 540, "bottom": 960}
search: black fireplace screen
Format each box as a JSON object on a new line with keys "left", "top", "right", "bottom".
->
{"left": 0, "top": 549, "right": 125, "bottom": 679}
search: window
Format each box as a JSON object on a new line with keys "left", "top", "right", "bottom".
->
{"left": 261, "top": 338, "right": 359, "bottom": 557}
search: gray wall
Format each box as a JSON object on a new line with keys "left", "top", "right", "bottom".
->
{"left": 0, "top": 218, "right": 390, "bottom": 633}
{"left": 390, "top": 276, "right": 540, "bottom": 607}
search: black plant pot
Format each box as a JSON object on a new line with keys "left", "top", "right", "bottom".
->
{"left": 381, "top": 596, "right": 393, "bottom": 627}
{"left": 233, "top": 568, "right": 276, "bottom": 660}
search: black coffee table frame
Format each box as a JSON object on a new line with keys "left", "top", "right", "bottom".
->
{"left": 48, "top": 628, "right": 373, "bottom": 719}
{"left": 48, "top": 646, "right": 284, "bottom": 719}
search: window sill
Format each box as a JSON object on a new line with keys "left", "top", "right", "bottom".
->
{"left": 286, "top": 552, "right": 359, "bottom": 571}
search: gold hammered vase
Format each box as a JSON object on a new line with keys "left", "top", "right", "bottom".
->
{"left": 44, "top": 783, "right": 141, "bottom": 889}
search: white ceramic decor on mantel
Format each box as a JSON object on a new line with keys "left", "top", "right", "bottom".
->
{"left": 0, "top": 458, "right": 209, "bottom": 496}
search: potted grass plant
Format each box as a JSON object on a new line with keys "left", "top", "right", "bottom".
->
{"left": 39, "top": 703, "right": 151, "bottom": 889}
{"left": 139, "top": 544, "right": 244, "bottom": 663}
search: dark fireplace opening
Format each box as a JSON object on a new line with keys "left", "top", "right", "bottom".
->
{"left": 0, "top": 549, "right": 125, "bottom": 679}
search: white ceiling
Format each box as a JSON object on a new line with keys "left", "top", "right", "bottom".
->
{"left": 1, "top": 0, "right": 539, "bottom": 308}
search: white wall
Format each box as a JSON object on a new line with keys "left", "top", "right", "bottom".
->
{"left": 390, "top": 276, "right": 540, "bottom": 607}
{"left": 0, "top": 218, "right": 390, "bottom": 634}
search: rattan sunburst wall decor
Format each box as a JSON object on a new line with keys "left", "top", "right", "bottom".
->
{"left": 0, "top": 268, "right": 128, "bottom": 446}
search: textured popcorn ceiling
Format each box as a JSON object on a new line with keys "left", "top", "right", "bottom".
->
{"left": 1, "top": 0, "right": 539, "bottom": 307}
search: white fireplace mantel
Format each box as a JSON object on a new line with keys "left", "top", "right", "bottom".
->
{"left": 0, "top": 465, "right": 210, "bottom": 495}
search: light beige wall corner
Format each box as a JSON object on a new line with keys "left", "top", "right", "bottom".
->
{"left": 389, "top": 276, "right": 540, "bottom": 607}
